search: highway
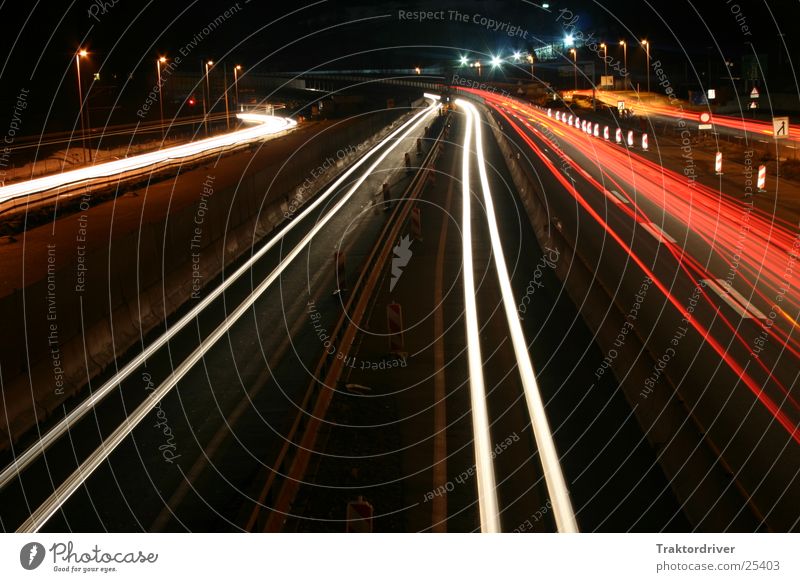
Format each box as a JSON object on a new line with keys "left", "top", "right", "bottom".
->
{"left": 270, "top": 99, "right": 689, "bottom": 533}
{"left": 462, "top": 87, "right": 800, "bottom": 529}
{"left": 0, "top": 100, "right": 441, "bottom": 532}
{"left": 2, "top": 85, "right": 797, "bottom": 533}
{"left": 4, "top": 3, "right": 800, "bottom": 574}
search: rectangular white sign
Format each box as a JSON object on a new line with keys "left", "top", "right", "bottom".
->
{"left": 773, "top": 116, "right": 790, "bottom": 139}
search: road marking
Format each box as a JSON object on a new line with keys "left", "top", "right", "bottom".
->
{"left": 703, "top": 279, "right": 767, "bottom": 320}
{"left": 607, "top": 189, "right": 629, "bottom": 204}
{"left": 640, "top": 221, "right": 677, "bottom": 244}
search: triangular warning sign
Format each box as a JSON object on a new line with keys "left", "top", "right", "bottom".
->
{"left": 750, "top": 87, "right": 760, "bottom": 99}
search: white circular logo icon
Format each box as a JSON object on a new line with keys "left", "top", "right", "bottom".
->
{"left": 20, "top": 542, "right": 46, "bottom": 570}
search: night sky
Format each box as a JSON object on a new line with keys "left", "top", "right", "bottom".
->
{"left": 0, "top": 0, "right": 795, "bottom": 134}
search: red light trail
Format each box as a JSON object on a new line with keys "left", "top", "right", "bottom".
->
{"left": 460, "top": 87, "right": 800, "bottom": 445}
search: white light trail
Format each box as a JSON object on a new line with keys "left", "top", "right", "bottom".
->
{"left": 458, "top": 98, "right": 579, "bottom": 533}
{"left": 0, "top": 103, "right": 438, "bottom": 493}
{"left": 457, "top": 100, "right": 501, "bottom": 533}
{"left": 0, "top": 113, "right": 295, "bottom": 206}
{"left": 17, "top": 102, "right": 439, "bottom": 532}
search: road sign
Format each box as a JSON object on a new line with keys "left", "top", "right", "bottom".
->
{"left": 615, "top": 128, "right": 622, "bottom": 143}
{"left": 699, "top": 112, "right": 711, "bottom": 124}
{"left": 627, "top": 130, "right": 634, "bottom": 147}
{"left": 707, "top": 89, "right": 716, "bottom": 100}
{"left": 698, "top": 124, "right": 713, "bottom": 130}
{"left": 603, "top": 126, "right": 609, "bottom": 140}
{"left": 750, "top": 87, "right": 760, "bottom": 99}
{"left": 773, "top": 116, "right": 789, "bottom": 139}
{"left": 715, "top": 152, "right": 723, "bottom": 175}
{"left": 346, "top": 497, "right": 374, "bottom": 533}
{"left": 601, "top": 75, "right": 614, "bottom": 87}
{"left": 642, "top": 133, "right": 649, "bottom": 150}
{"left": 617, "top": 100, "right": 625, "bottom": 111}
{"left": 757, "top": 165, "right": 766, "bottom": 192}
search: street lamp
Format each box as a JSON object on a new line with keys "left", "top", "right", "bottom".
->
{"left": 75, "top": 49, "right": 91, "bottom": 163}
{"left": 234, "top": 65, "right": 242, "bottom": 110}
{"left": 475, "top": 61, "right": 482, "bottom": 77}
{"left": 527, "top": 53, "right": 534, "bottom": 80}
{"left": 642, "top": 39, "right": 650, "bottom": 93}
{"left": 223, "top": 64, "right": 230, "bottom": 129}
{"left": 619, "top": 39, "right": 627, "bottom": 76}
{"left": 570, "top": 48, "right": 577, "bottom": 90}
{"left": 600, "top": 43, "right": 608, "bottom": 77}
{"left": 203, "top": 59, "right": 213, "bottom": 135}
{"left": 459, "top": 55, "right": 468, "bottom": 67}
{"left": 157, "top": 56, "right": 167, "bottom": 139}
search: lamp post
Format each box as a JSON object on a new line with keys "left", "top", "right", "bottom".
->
{"left": 223, "top": 64, "right": 230, "bottom": 129}
{"left": 75, "top": 49, "right": 90, "bottom": 163}
{"left": 234, "top": 65, "right": 242, "bottom": 111}
{"left": 600, "top": 43, "right": 607, "bottom": 77}
{"left": 157, "top": 56, "right": 167, "bottom": 139}
{"left": 619, "top": 39, "right": 627, "bottom": 78}
{"left": 642, "top": 39, "right": 650, "bottom": 93}
{"left": 527, "top": 53, "right": 534, "bottom": 80}
{"left": 570, "top": 48, "right": 577, "bottom": 90}
{"left": 203, "top": 59, "right": 213, "bottom": 135}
